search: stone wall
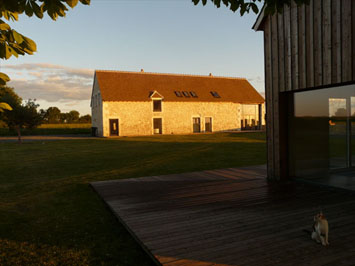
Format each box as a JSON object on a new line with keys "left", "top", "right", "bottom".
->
{"left": 91, "top": 79, "right": 103, "bottom": 136}
{"left": 99, "top": 101, "right": 265, "bottom": 137}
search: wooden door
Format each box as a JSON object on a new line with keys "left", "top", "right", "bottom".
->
{"left": 109, "top": 119, "right": 119, "bottom": 136}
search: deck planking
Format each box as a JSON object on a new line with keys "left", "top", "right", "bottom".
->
{"left": 91, "top": 165, "right": 355, "bottom": 266}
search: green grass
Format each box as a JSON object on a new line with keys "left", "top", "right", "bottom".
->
{"left": 0, "top": 132, "right": 266, "bottom": 265}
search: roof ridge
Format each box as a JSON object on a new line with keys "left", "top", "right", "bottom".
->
{"left": 95, "top": 69, "right": 247, "bottom": 80}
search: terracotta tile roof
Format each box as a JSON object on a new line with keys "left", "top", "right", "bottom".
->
{"left": 95, "top": 70, "right": 264, "bottom": 104}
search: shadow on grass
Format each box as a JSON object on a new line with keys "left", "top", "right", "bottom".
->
{"left": 0, "top": 132, "right": 266, "bottom": 265}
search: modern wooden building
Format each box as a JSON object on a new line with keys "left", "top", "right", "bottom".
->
{"left": 91, "top": 70, "right": 265, "bottom": 137}
{"left": 254, "top": 0, "right": 355, "bottom": 189}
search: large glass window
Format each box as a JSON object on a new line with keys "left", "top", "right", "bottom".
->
{"left": 289, "top": 84, "right": 355, "bottom": 182}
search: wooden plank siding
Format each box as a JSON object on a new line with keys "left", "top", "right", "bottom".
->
{"left": 332, "top": 0, "right": 342, "bottom": 84}
{"left": 258, "top": 0, "right": 355, "bottom": 180}
{"left": 277, "top": 13, "right": 285, "bottom": 92}
{"left": 322, "top": 0, "right": 332, "bottom": 85}
{"left": 313, "top": 0, "right": 322, "bottom": 87}
{"left": 271, "top": 15, "right": 281, "bottom": 179}
{"left": 305, "top": 0, "right": 314, "bottom": 88}
{"left": 290, "top": 1, "right": 299, "bottom": 90}
{"left": 264, "top": 18, "right": 274, "bottom": 179}
{"left": 342, "top": 0, "right": 352, "bottom": 82}
{"left": 284, "top": 5, "right": 292, "bottom": 91}
{"left": 298, "top": 4, "right": 306, "bottom": 89}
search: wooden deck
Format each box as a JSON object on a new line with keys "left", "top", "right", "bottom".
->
{"left": 91, "top": 165, "right": 355, "bottom": 266}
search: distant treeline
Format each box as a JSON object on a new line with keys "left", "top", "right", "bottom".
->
{"left": 40, "top": 107, "right": 91, "bottom": 124}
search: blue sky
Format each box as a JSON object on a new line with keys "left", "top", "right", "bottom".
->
{"left": 3, "top": 0, "right": 264, "bottom": 115}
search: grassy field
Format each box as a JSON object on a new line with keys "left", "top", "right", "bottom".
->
{"left": 0, "top": 124, "right": 91, "bottom": 136}
{"left": 0, "top": 132, "right": 266, "bottom": 265}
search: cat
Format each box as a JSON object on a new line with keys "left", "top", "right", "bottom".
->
{"left": 311, "top": 212, "right": 329, "bottom": 246}
{"left": 303, "top": 212, "right": 329, "bottom": 246}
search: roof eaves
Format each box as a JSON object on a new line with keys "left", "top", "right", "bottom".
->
{"left": 252, "top": 4, "right": 266, "bottom": 31}
{"left": 95, "top": 69, "right": 247, "bottom": 81}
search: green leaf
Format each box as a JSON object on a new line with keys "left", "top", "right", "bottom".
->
{"left": 25, "top": 4, "right": 34, "bottom": 17}
{"left": 79, "top": 0, "right": 91, "bottom": 5}
{"left": 250, "top": 3, "right": 259, "bottom": 14}
{"left": 33, "top": 2, "right": 44, "bottom": 19}
{"left": 0, "top": 20, "right": 10, "bottom": 31}
{"left": 4, "top": 44, "right": 12, "bottom": 59}
{"left": 12, "top": 30, "right": 24, "bottom": 44}
{"left": 22, "top": 36, "right": 37, "bottom": 53}
{"left": 0, "top": 72, "right": 10, "bottom": 85}
{"left": 66, "top": 0, "right": 79, "bottom": 8}
{"left": 0, "top": 102, "right": 12, "bottom": 112}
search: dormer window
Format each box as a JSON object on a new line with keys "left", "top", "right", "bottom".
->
{"left": 182, "top": 91, "right": 190, "bottom": 97}
{"left": 190, "top": 91, "right": 198, "bottom": 98}
{"left": 153, "top": 100, "right": 162, "bottom": 112}
{"left": 174, "top": 91, "right": 183, "bottom": 97}
{"left": 210, "top": 91, "right": 221, "bottom": 98}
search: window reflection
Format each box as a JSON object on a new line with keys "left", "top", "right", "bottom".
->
{"left": 289, "top": 84, "right": 355, "bottom": 179}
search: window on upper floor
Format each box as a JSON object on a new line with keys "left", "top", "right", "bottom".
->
{"left": 210, "top": 91, "right": 221, "bottom": 98}
{"left": 182, "top": 91, "right": 190, "bottom": 97}
{"left": 190, "top": 91, "right": 198, "bottom": 98}
{"left": 153, "top": 100, "right": 162, "bottom": 112}
{"left": 174, "top": 91, "right": 183, "bottom": 97}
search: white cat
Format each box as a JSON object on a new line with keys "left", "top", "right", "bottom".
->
{"left": 311, "top": 212, "right": 329, "bottom": 246}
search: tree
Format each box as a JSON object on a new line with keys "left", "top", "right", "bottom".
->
{"left": 45, "top": 106, "right": 61, "bottom": 123}
{"left": 192, "top": 0, "right": 309, "bottom": 16}
{"left": 1, "top": 97, "right": 43, "bottom": 143}
{"left": 66, "top": 110, "right": 79, "bottom": 123}
{"left": 334, "top": 108, "right": 347, "bottom": 118}
{"left": 0, "top": 0, "right": 90, "bottom": 85}
{"left": 0, "top": 86, "right": 21, "bottom": 122}
{"left": 79, "top": 114, "right": 91, "bottom": 123}
{"left": 60, "top": 112, "right": 69, "bottom": 123}
{"left": 0, "top": 86, "right": 22, "bottom": 106}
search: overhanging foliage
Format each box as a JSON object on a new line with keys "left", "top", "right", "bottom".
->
{"left": 0, "top": 0, "right": 90, "bottom": 85}
{"left": 192, "top": 0, "right": 310, "bottom": 16}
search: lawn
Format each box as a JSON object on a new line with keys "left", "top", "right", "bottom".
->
{"left": 0, "top": 132, "right": 266, "bottom": 265}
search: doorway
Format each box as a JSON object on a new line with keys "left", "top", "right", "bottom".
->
{"left": 109, "top": 119, "right": 119, "bottom": 136}
{"left": 193, "top": 117, "right": 201, "bottom": 133}
{"left": 153, "top": 118, "right": 162, "bottom": 134}
{"left": 205, "top": 117, "right": 212, "bottom": 132}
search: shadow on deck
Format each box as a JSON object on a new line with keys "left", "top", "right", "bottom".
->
{"left": 91, "top": 165, "right": 355, "bottom": 266}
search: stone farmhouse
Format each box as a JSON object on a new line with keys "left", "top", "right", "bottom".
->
{"left": 91, "top": 70, "right": 265, "bottom": 137}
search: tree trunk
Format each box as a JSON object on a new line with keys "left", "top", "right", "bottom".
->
{"left": 15, "top": 126, "right": 22, "bottom": 144}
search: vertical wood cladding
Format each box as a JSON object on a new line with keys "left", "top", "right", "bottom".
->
{"left": 261, "top": 0, "right": 355, "bottom": 180}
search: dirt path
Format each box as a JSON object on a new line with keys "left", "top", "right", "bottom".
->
{"left": 0, "top": 135, "right": 94, "bottom": 142}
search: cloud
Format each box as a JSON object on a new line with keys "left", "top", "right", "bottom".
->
{"left": 4, "top": 63, "right": 94, "bottom": 103}
{"left": 5, "top": 63, "right": 93, "bottom": 79}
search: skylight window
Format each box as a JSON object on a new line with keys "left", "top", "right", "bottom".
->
{"left": 210, "top": 91, "right": 221, "bottom": 98}
{"left": 174, "top": 91, "right": 183, "bottom": 97}
{"left": 190, "top": 91, "right": 198, "bottom": 98}
{"left": 182, "top": 91, "right": 190, "bottom": 97}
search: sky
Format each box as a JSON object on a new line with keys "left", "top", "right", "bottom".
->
{"left": 2, "top": 0, "right": 264, "bottom": 116}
